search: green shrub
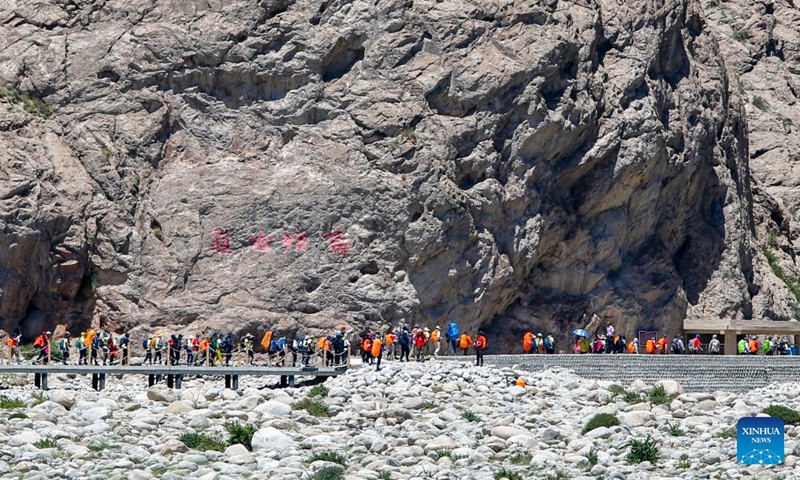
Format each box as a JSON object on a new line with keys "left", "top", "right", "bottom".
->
{"left": 627, "top": 436, "right": 660, "bottom": 464}
{"left": 607, "top": 385, "right": 626, "bottom": 396}
{"left": 31, "top": 391, "right": 47, "bottom": 406}
{"left": 179, "top": 433, "right": 226, "bottom": 452}
{"left": 34, "top": 439, "right": 58, "bottom": 449}
{"left": 308, "top": 385, "right": 329, "bottom": 398}
{"left": 8, "top": 412, "right": 27, "bottom": 420}
{"left": 763, "top": 405, "right": 800, "bottom": 425}
{"left": 0, "top": 81, "right": 53, "bottom": 117}
{"left": 377, "top": 473, "right": 392, "bottom": 480}
{"left": 421, "top": 401, "right": 437, "bottom": 410}
{"left": 586, "top": 448, "right": 598, "bottom": 467}
{"left": 292, "top": 398, "right": 330, "bottom": 417}
{"left": 678, "top": 458, "right": 691, "bottom": 469}
{"left": 494, "top": 468, "right": 523, "bottom": 480}
{"left": 762, "top": 247, "right": 800, "bottom": 304}
{"left": 312, "top": 466, "right": 345, "bottom": 480}
{"left": 309, "top": 451, "right": 347, "bottom": 465}
{"left": 648, "top": 384, "right": 672, "bottom": 405}
{"left": 461, "top": 410, "right": 480, "bottom": 422}
{"left": 508, "top": 452, "right": 532, "bottom": 465}
{"left": 436, "top": 449, "right": 452, "bottom": 459}
{"left": 623, "top": 390, "right": 642, "bottom": 404}
{"left": 225, "top": 422, "right": 257, "bottom": 451}
{"left": 89, "top": 442, "right": 121, "bottom": 452}
{"left": 0, "top": 397, "right": 24, "bottom": 409}
{"left": 668, "top": 422, "right": 685, "bottom": 436}
{"left": 733, "top": 28, "right": 751, "bottom": 42}
{"left": 582, "top": 413, "right": 619, "bottom": 435}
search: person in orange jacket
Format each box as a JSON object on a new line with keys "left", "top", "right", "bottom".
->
{"left": 459, "top": 331, "right": 472, "bottom": 355}
{"left": 474, "top": 331, "right": 487, "bottom": 366}
{"left": 523, "top": 331, "right": 534, "bottom": 354}
{"left": 657, "top": 335, "right": 668, "bottom": 354}
{"left": 371, "top": 336, "right": 384, "bottom": 371}
{"left": 645, "top": 337, "right": 656, "bottom": 354}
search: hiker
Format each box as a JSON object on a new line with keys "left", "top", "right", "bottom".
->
{"left": 241, "top": 333, "right": 255, "bottom": 365}
{"left": 398, "top": 327, "right": 411, "bottom": 362}
{"left": 573, "top": 337, "right": 581, "bottom": 354}
{"left": 223, "top": 332, "right": 234, "bottom": 366}
{"left": 737, "top": 337, "right": 747, "bottom": 355}
{"left": 153, "top": 334, "right": 163, "bottom": 365}
{"left": 7, "top": 332, "right": 21, "bottom": 364}
{"left": 372, "top": 335, "right": 384, "bottom": 371}
{"left": 459, "top": 330, "right": 473, "bottom": 355}
{"left": 143, "top": 335, "right": 154, "bottom": 365}
{"left": 33, "top": 331, "right": 50, "bottom": 364}
{"left": 748, "top": 336, "right": 759, "bottom": 355}
{"left": 545, "top": 333, "right": 555, "bottom": 354}
{"left": 657, "top": 335, "right": 668, "bottom": 354}
{"left": 524, "top": 331, "right": 534, "bottom": 354}
{"left": 108, "top": 335, "right": 119, "bottom": 365}
{"left": 689, "top": 334, "right": 701, "bottom": 354}
{"left": 671, "top": 335, "right": 685, "bottom": 354}
{"left": 414, "top": 328, "right": 428, "bottom": 362}
{"left": 445, "top": 322, "right": 459, "bottom": 356}
{"left": 58, "top": 333, "right": 71, "bottom": 365}
{"left": 361, "top": 335, "right": 373, "bottom": 365}
{"left": 431, "top": 326, "right": 441, "bottom": 357}
{"left": 708, "top": 334, "right": 721, "bottom": 355}
{"left": 534, "top": 333, "right": 544, "bottom": 354}
{"left": 633, "top": 336, "right": 639, "bottom": 354}
{"left": 331, "top": 332, "right": 346, "bottom": 366}
{"left": 185, "top": 335, "right": 196, "bottom": 366}
{"left": 645, "top": 337, "right": 656, "bottom": 354}
{"left": 474, "top": 331, "right": 487, "bottom": 366}
{"left": 763, "top": 336, "right": 774, "bottom": 356}
{"left": 101, "top": 333, "right": 111, "bottom": 365}
{"left": 627, "top": 337, "right": 636, "bottom": 354}
{"left": 384, "top": 331, "right": 396, "bottom": 360}
{"left": 76, "top": 333, "right": 88, "bottom": 365}
{"left": 119, "top": 333, "right": 130, "bottom": 365}
{"left": 605, "top": 324, "right": 615, "bottom": 353}
{"left": 579, "top": 335, "right": 589, "bottom": 354}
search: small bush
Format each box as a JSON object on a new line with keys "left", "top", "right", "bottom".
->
{"left": 508, "top": 452, "right": 532, "bottom": 465}
{"left": 377, "top": 473, "right": 392, "bottom": 480}
{"left": 668, "top": 422, "right": 685, "bottom": 437}
{"left": 607, "top": 385, "right": 626, "bottom": 396}
{"left": 0, "top": 397, "right": 24, "bottom": 409}
{"left": 421, "top": 401, "right": 437, "bottom": 410}
{"left": 312, "top": 466, "right": 344, "bottom": 480}
{"left": 582, "top": 413, "right": 619, "bottom": 435}
{"left": 292, "top": 398, "right": 330, "bottom": 417}
{"left": 627, "top": 436, "right": 660, "bottom": 464}
{"left": 31, "top": 391, "right": 48, "bottom": 406}
{"left": 461, "top": 410, "right": 480, "bottom": 422}
{"left": 34, "top": 439, "right": 58, "bottom": 449}
{"left": 309, "top": 451, "right": 347, "bottom": 465}
{"left": 648, "top": 384, "right": 672, "bottom": 405}
{"left": 677, "top": 458, "right": 691, "bottom": 469}
{"left": 436, "top": 449, "right": 452, "bottom": 459}
{"left": 225, "top": 422, "right": 257, "bottom": 451}
{"left": 89, "top": 442, "right": 121, "bottom": 452}
{"left": 308, "top": 385, "right": 329, "bottom": 398}
{"left": 494, "top": 468, "right": 523, "bottom": 480}
{"left": 763, "top": 405, "right": 800, "bottom": 425}
{"left": 179, "top": 433, "right": 226, "bottom": 452}
{"left": 623, "top": 390, "right": 642, "bottom": 404}
{"left": 733, "top": 28, "right": 751, "bottom": 42}
{"left": 586, "top": 448, "right": 598, "bottom": 467}
{"left": 8, "top": 412, "right": 27, "bottom": 420}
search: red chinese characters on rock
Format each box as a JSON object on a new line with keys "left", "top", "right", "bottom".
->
{"left": 323, "top": 230, "right": 352, "bottom": 257}
{"left": 282, "top": 233, "right": 309, "bottom": 255}
{"left": 210, "top": 228, "right": 232, "bottom": 254}
{"left": 251, "top": 231, "right": 275, "bottom": 253}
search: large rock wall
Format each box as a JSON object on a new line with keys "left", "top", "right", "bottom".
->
{"left": 0, "top": 0, "right": 794, "bottom": 349}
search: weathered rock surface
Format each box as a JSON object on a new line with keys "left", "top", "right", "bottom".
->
{"left": 0, "top": 0, "right": 796, "bottom": 348}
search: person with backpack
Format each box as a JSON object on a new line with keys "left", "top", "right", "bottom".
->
{"left": 8, "top": 332, "right": 21, "bottom": 364}
{"left": 763, "top": 336, "right": 774, "bottom": 355}
{"left": 143, "top": 335, "right": 153, "bottom": 365}
{"left": 372, "top": 336, "right": 384, "bottom": 371}
{"left": 76, "top": 332, "right": 88, "bottom": 365}
{"left": 459, "top": 331, "right": 473, "bottom": 355}
{"left": 474, "top": 331, "right": 487, "bottom": 366}
{"left": 223, "top": 332, "right": 234, "bottom": 366}
{"left": 544, "top": 333, "right": 555, "bottom": 354}
{"left": 431, "top": 327, "right": 441, "bottom": 357}
{"left": 361, "top": 335, "right": 373, "bottom": 365}
{"left": 689, "top": 334, "right": 701, "bottom": 354}
{"left": 645, "top": 337, "right": 656, "bottom": 354}
{"left": 414, "top": 329, "right": 427, "bottom": 362}
{"left": 108, "top": 336, "right": 119, "bottom": 365}
{"left": 331, "top": 332, "right": 345, "bottom": 365}
{"left": 58, "top": 333, "right": 71, "bottom": 365}
{"left": 119, "top": 333, "right": 130, "bottom": 365}
{"left": 671, "top": 335, "right": 684, "bottom": 354}
{"left": 398, "top": 328, "right": 411, "bottom": 362}
{"left": 534, "top": 333, "right": 544, "bottom": 354}
{"left": 446, "top": 322, "right": 459, "bottom": 356}
{"left": 657, "top": 335, "right": 668, "bottom": 354}
{"left": 153, "top": 333, "right": 164, "bottom": 365}
{"left": 33, "top": 331, "right": 50, "bottom": 364}
{"left": 523, "top": 332, "right": 534, "bottom": 354}
{"left": 384, "top": 331, "right": 396, "bottom": 360}
{"left": 708, "top": 334, "right": 721, "bottom": 355}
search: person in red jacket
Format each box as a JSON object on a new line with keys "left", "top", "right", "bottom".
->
{"left": 474, "top": 331, "right": 487, "bottom": 366}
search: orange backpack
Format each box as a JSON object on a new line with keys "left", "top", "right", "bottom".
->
{"left": 33, "top": 335, "right": 45, "bottom": 348}
{"left": 431, "top": 330, "right": 440, "bottom": 342}
{"left": 475, "top": 335, "right": 487, "bottom": 351}
{"left": 371, "top": 339, "right": 383, "bottom": 357}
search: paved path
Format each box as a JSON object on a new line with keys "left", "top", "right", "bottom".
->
{"left": 438, "top": 354, "right": 800, "bottom": 392}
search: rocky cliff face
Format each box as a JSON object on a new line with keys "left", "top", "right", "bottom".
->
{"left": 0, "top": 0, "right": 795, "bottom": 349}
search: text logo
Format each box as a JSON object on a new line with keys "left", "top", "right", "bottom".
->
{"left": 737, "top": 417, "right": 784, "bottom": 464}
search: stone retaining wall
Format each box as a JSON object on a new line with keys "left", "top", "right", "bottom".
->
{"left": 438, "top": 354, "right": 800, "bottom": 392}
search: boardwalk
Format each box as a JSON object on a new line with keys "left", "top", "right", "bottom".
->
{"left": 0, "top": 364, "right": 348, "bottom": 391}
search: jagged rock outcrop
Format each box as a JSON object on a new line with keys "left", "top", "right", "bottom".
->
{"left": 0, "top": 0, "right": 795, "bottom": 349}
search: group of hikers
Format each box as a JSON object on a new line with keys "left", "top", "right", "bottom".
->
{"left": 355, "top": 323, "right": 489, "bottom": 369}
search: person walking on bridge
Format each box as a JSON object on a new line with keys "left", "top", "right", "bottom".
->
{"left": 76, "top": 333, "right": 88, "bottom": 365}
{"left": 523, "top": 331, "right": 534, "bottom": 354}
{"left": 474, "top": 331, "right": 487, "bottom": 366}
{"left": 431, "top": 326, "right": 441, "bottom": 357}
{"left": 7, "top": 332, "right": 21, "bottom": 364}
{"left": 58, "top": 333, "right": 71, "bottom": 365}
{"left": 708, "top": 334, "right": 720, "bottom": 355}
{"left": 459, "top": 331, "right": 472, "bottom": 356}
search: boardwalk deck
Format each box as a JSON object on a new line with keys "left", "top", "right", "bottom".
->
{"left": 0, "top": 365, "right": 348, "bottom": 391}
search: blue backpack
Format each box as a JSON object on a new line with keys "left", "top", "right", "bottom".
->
{"left": 277, "top": 338, "right": 286, "bottom": 350}
{"left": 447, "top": 323, "right": 459, "bottom": 340}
